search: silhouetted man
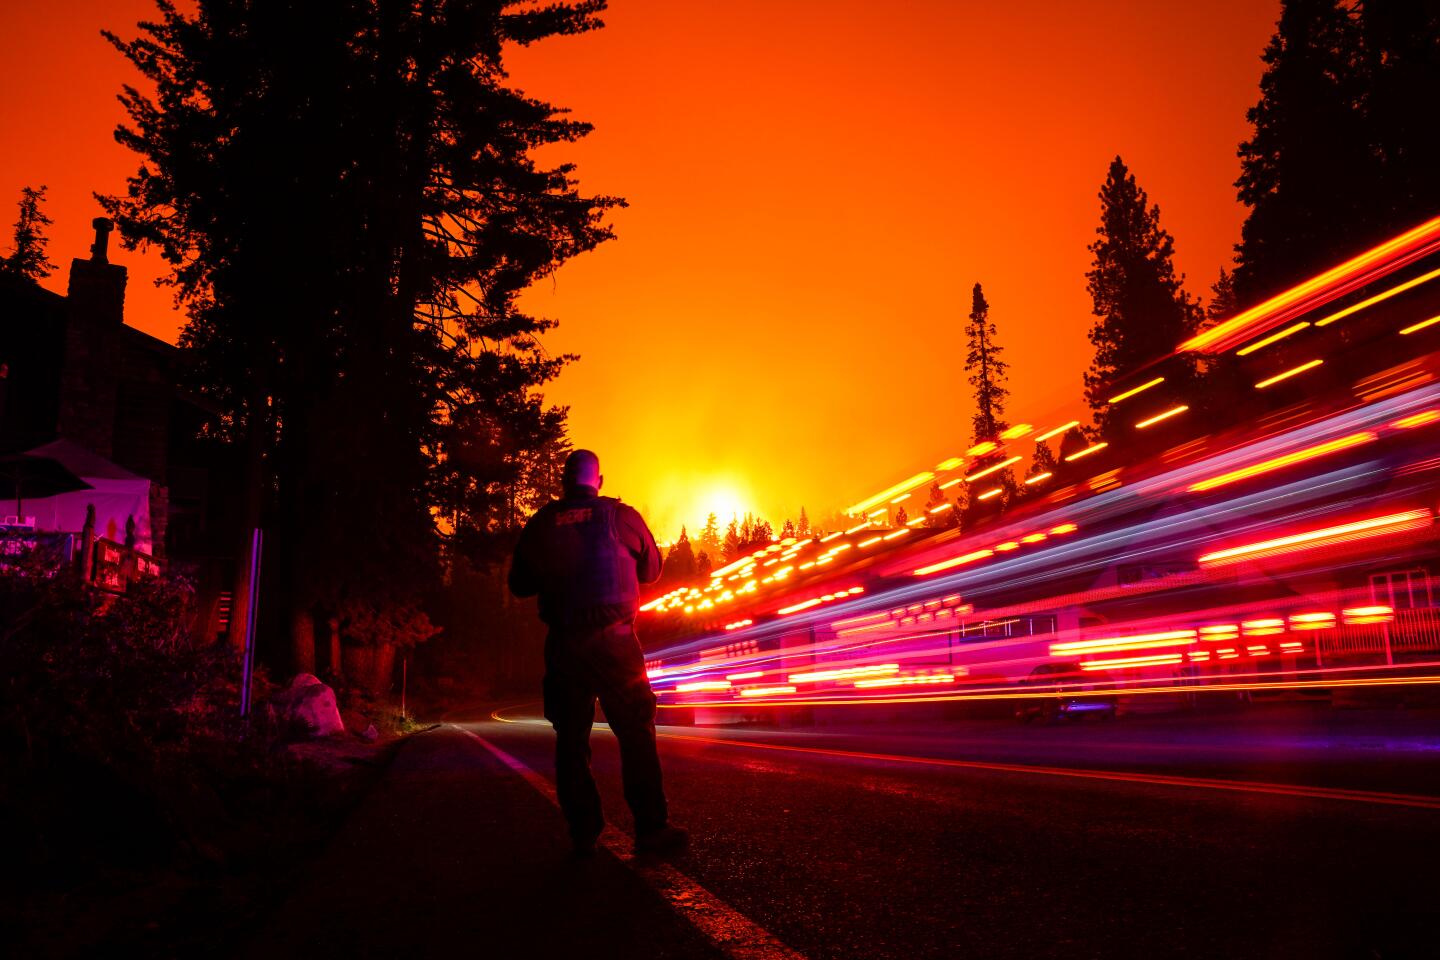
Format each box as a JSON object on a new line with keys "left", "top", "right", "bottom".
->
{"left": 508, "top": 449, "right": 687, "bottom": 857}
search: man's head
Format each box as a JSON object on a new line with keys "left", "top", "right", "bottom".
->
{"left": 562, "top": 449, "right": 602, "bottom": 493}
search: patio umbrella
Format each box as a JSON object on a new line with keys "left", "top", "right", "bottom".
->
{"left": 0, "top": 452, "right": 93, "bottom": 523}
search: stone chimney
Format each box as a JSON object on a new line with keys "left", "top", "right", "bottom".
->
{"left": 58, "top": 217, "right": 128, "bottom": 458}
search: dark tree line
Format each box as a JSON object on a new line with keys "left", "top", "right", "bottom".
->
{"left": 0, "top": 186, "right": 55, "bottom": 282}
{"left": 103, "top": 0, "right": 617, "bottom": 681}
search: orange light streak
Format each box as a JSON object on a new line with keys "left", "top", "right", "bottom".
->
{"left": 1400, "top": 314, "right": 1440, "bottom": 335}
{"left": 1314, "top": 265, "right": 1440, "bottom": 327}
{"left": 1024, "top": 471, "right": 1052, "bottom": 485}
{"left": 1187, "top": 431, "right": 1376, "bottom": 492}
{"left": 1108, "top": 376, "right": 1165, "bottom": 404}
{"left": 1254, "top": 358, "right": 1323, "bottom": 389}
{"left": 927, "top": 502, "right": 954, "bottom": 514}
{"left": 883, "top": 529, "right": 911, "bottom": 540}
{"left": 1034, "top": 420, "right": 1079, "bottom": 443}
{"left": 1063, "top": 442, "right": 1108, "bottom": 462}
{"left": 1236, "top": 321, "right": 1311, "bottom": 355}
{"left": 1181, "top": 216, "right": 1440, "bottom": 352}
{"left": 977, "top": 487, "right": 1003, "bottom": 501}
{"left": 1135, "top": 404, "right": 1189, "bottom": 429}
{"left": 1198, "top": 509, "right": 1432, "bottom": 565}
{"left": 857, "top": 536, "right": 883, "bottom": 548}
{"left": 914, "top": 549, "right": 994, "bottom": 576}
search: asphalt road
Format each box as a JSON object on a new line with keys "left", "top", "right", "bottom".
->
{"left": 247, "top": 703, "right": 1440, "bottom": 959}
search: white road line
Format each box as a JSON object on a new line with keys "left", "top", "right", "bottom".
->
{"left": 453, "top": 725, "right": 806, "bottom": 960}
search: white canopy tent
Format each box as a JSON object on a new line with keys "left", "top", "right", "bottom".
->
{"left": 12, "top": 439, "right": 154, "bottom": 555}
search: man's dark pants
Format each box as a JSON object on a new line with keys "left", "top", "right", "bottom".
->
{"left": 543, "top": 619, "right": 668, "bottom": 842}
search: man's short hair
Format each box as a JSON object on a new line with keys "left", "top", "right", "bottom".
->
{"left": 563, "top": 449, "right": 601, "bottom": 489}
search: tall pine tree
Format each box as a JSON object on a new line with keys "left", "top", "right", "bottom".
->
{"left": 964, "top": 282, "right": 1009, "bottom": 444}
{"left": 1233, "top": 0, "right": 1378, "bottom": 304}
{"left": 1083, "top": 157, "right": 1201, "bottom": 440}
{"left": 0, "top": 186, "right": 54, "bottom": 282}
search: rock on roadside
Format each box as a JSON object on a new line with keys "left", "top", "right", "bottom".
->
{"left": 272, "top": 674, "right": 346, "bottom": 739}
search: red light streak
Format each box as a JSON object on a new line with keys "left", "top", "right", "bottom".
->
{"left": 964, "top": 456, "right": 1022, "bottom": 482}
{"left": 1187, "top": 431, "right": 1376, "bottom": 492}
{"left": 1400, "top": 314, "right": 1440, "bottom": 335}
{"left": 1135, "top": 404, "right": 1189, "bottom": 429}
{"left": 1108, "top": 376, "right": 1165, "bottom": 404}
{"left": 1034, "top": 421, "right": 1080, "bottom": 443}
{"left": 1064, "top": 442, "right": 1108, "bottom": 462}
{"left": 1236, "top": 321, "right": 1311, "bottom": 355}
{"left": 1080, "top": 653, "right": 1183, "bottom": 670}
{"left": 1314, "top": 265, "right": 1440, "bottom": 327}
{"left": 1255, "top": 358, "right": 1323, "bottom": 389}
{"left": 1197, "top": 509, "right": 1431, "bottom": 565}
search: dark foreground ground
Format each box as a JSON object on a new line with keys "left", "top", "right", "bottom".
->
{"left": 242, "top": 702, "right": 1440, "bottom": 959}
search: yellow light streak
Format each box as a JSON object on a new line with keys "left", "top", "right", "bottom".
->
{"left": 857, "top": 536, "right": 883, "bottom": 548}
{"left": 676, "top": 681, "right": 732, "bottom": 693}
{"left": 967, "top": 441, "right": 998, "bottom": 456}
{"left": 1000, "top": 424, "right": 1034, "bottom": 439}
{"left": 1135, "top": 404, "right": 1189, "bottom": 429}
{"left": 1236, "top": 321, "right": 1311, "bottom": 355}
{"left": 789, "top": 664, "right": 899, "bottom": 684}
{"left": 936, "top": 457, "right": 964, "bottom": 471}
{"left": 1034, "top": 421, "right": 1079, "bottom": 443}
{"left": 914, "top": 549, "right": 994, "bottom": 576}
{"left": 1314, "top": 265, "right": 1440, "bottom": 327}
{"left": 883, "top": 529, "right": 911, "bottom": 540}
{"left": 1051, "top": 630, "right": 1197, "bottom": 655}
{"left": 888, "top": 494, "right": 911, "bottom": 504}
{"left": 726, "top": 671, "right": 764, "bottom": 680}
{"left": 1080, "top": 653, "right": 1183, "bottom": 670}
{"left": 1400, "top": 314, "right": 1440, "bottom": 335}
{"left": 939, "top": 478, "right": 963, "bottom": 490}
{"left": 964, "top": 455, "right": 1022, "bottom": 483}
{"left": 1394, "top": 410, "right": 1440, "bottom": 428}
{"left": 1254, "top": 358, "right": 1323, "bottom": 389}
{"left": 1023, "top": 471, "right": 1052, "bottom": 485}
{"left": 1063, "top": 442, "right": 1108, "bottom": 462}
{"left": 845, "top": 521, "right": 872, "bottom": 534}
{"left": 738, "top": 686, "right": 797, "bottom": 697}
{"left": 846, "top": 471, "right": 936, "bottom": 515}
{"left": 927, "top": 502, "right": 953, "bottom": 514}
{"left": 1108, "top": 376, "right": 1165, "bottom": 404}
{"left": 977, "top": 487, "right": 1003, "bottom": 500}
{"left": 1187, "top": 431, "right": 1376, "bottom": 492}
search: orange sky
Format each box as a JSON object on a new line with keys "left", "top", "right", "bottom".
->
{"left": 1, "top": 0, "right": 1279, "bottom": 542}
